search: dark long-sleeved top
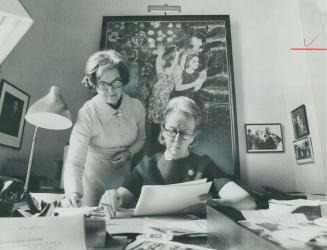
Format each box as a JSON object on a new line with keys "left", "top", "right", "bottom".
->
{"left": 122, "top": 152, "right": 230, "bottom": 198}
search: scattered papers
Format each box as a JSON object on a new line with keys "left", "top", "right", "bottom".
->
{"left": 0, "top": 215, "right": 86, "bottom": 250}
{"left": 134, "top": 180, "right": 212, "bottom": 216}
{"left": 55, "top": 206, "right": 99, "bottom": 216}
{"left": 145, "top": 216, "right": 207, "bottom": 234}
{"left": 106, "top": 215, "right": 207, "bottom": 236}
{"left": 269, "top": 199, "right": 327, "bottom": 206}
{"left": 240, "top": 199, "right": 327, "bottom": 249}
{"left": 126, "top": 237, "right": 214, "bottom": 250}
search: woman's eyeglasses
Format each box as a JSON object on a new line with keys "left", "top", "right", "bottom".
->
{"left": 97, "top": 79, "right": 122, "bottom": 91}
{"left": 162, "top": 126, "right": 196, "bottom": 140}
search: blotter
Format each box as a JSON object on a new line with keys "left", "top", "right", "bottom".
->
{"left": 134, "top": 180, "right": 212, "bottom": 216}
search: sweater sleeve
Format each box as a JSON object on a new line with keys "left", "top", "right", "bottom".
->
{"left": 64, "top": 104, "right": 93, "bottom": 195}
{"left": 127, "top": 99, "right": 146, "bottom": 156}
{"left": 200, "top": 155, "right": 231, "bottom": 195}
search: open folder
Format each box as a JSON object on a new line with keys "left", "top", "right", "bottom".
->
{"left": 133, "top": 179, "right": 212, "bottom": 216}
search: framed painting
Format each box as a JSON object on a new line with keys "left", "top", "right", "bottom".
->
{"left": 293, "top": 136, "right": 314, "bottom": 164}
{"left": 0, "top": 79, "right": 29, "bottom": 149}
{"left": 291, "top": 104, "right": 309, "bottom": 139}
{"left": 100, "top": 15, "right": 239, "bottom": 178}
{"left": 245, "top": 123, "right": 284, "bottom": 153}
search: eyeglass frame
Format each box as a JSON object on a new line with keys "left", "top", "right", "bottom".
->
{"left": 96, "top": 78, "right": 123, "bottom": 91}
{"left": 161, "top": 125, "right": 197, "bottom": 140}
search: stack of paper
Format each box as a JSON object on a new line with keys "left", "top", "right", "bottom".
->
{"left": 106, "top": 215, "right": 207, "bottom": 236}
{"left": 0, "top": 215, "right": 86, "bottom": 250}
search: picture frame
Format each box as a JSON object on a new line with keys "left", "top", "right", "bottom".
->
{"left": 0, "top": 79, "right": 29, "bottom": 149}
{"left": 291, "top": 104, "right": 309, "bottom": 139}
{"left": 100, "top": 15, "right": 239, "bottom": 178}
{"left": 293, "top": 136, "right": 314, "bottom": 164}
{"left": 245, "top": 123, "right": 284, "bottom": 153}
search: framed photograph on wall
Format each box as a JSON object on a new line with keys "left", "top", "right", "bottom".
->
{"left": 245, "top": 123, "right": 284, "bottom": 153}
{"left": 100, "top": 15, "right": 239, "bottom": 178}
{"left": 0, "top": 79, "right": 29, "bottom": 149}
{"left": 293, "top": 136, "right": 314, "bottom": 164}
{"left": 291, "top": 104, "right": 309, "bottom": 139}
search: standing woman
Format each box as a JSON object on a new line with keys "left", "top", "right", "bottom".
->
{"left": 63, "top": 50, "right": 146, "bottom": 207}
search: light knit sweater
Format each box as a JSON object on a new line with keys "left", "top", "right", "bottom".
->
{"left": 64, "top": 93, "right": 146, "bottom": 195}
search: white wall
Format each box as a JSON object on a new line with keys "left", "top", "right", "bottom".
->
{"left": 0, "top": 0, "right": 325, "bottom": 193}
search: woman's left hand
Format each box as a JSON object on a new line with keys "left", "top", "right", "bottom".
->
{"left": 111, "top": 150, "right": 132, "bottom": 169}
{"left": 180, "top": 203, "right": 207, "bottom": 217}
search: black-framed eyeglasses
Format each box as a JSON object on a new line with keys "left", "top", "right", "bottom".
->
{"left": 97, "top": 78, "right": 122, "bottom": 91}
{"left": 162, "top": 125, "right": 196, "bottom": 140}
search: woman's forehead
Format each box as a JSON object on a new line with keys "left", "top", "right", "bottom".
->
{"left": 165, "top": 111, "right": 196, "bottom": 128}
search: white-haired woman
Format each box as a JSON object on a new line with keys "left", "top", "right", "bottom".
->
{"left": 63, "top": 50, "right": 146, "bottom": 207}
{"left": 100, "top": 96, "right": 256, "bottom": 217}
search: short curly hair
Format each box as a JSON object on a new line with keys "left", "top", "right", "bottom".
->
{"left": 81, "top": 50, "right": 129, "bottom": 89}
{"left": 158, "top": 96, "right": 202, "bottom": 145}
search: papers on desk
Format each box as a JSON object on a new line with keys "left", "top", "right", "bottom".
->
{"left": 240, "top": 199, "right": 327, "bottom": 249}
{"left": 126, "top": 237, "right": 214, "bottom": 250}
{"left": 134, "top": 179, "right": 211, "bottom": 216}
{"left": 0, "top": 215, "right": 86, "bottom": 250}
{"left": 106, "top": 215, "right": 207, "bottom": 236}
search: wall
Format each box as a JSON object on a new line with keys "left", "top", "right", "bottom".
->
{"left": 0, "top": 0, "right": 325, "bottom": 193}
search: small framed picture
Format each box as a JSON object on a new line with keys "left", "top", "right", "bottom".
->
{"left": 291, "top": 104, "right": 309, "bottom": 139}
{"left": 293, "top": 136, "right": 314, "bottom": 164}
{"left": 0, "top": 79, "right": 29, "bottom": 149}
{"left": 245, "top": 123, "right": 284, "bottom": 153}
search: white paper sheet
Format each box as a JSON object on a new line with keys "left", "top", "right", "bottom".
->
{"left": 134, "top": 181, "right": 212, "bottom": 216}
{"left": 0, "top": 215, "right": 86, "bottom": 250}
{"left": 55, "top": 206, "right": 98, "bottom": 216}
{"left": 145, "top": 216, "right": 207, "bottom": 234}
{"left": 106, "top": 216, "right": 207, "bottom": 235}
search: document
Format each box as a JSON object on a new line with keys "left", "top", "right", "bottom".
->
{"left": 134, "top": 181, "right": 212, "bottom": 216}
{"left": 0, "top": 215, "right": 86, "bottom": 250}
{"left": 126, "top": 237, "right": 214, "bottom": 250}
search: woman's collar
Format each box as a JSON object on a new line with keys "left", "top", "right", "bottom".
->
{"left": 92, "top": 93, "right": 131, "bottom": 124}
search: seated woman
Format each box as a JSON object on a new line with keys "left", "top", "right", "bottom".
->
{"left": 100, "top": 96, "right": 256, "bottom": 217}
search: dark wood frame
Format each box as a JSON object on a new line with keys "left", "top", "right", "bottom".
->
{"left": 100, "top": 15, "right": 239, "bottom": 178}
{"left": 0, "top": 79, "right": 29, "bottom": 149}
{"left": 245, "top": 123, "right": 284, "bottom": 153}
{"left": 291, "top": 104, "right": 310, "bottom": 139}
{"left": 293, "top": 136, "right": 314, "bottom": 164}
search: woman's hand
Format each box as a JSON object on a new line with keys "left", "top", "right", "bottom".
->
{"left": 111, "top": 150, "right": 132, "bottom": 169}
{"left": 180, "top": 203, "right": 207, "bottom": 217}
{"left": 61, "top": 192, "right": 82, "bottom": 207}
{"left": 99, "top": 189, "right": 123, "bottom": 218}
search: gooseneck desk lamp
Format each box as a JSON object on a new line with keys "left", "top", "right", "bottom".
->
{"left": 24, "top": 86, "right": 72, "bottom": 191}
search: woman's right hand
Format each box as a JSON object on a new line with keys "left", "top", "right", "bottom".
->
{"left": 99, "top": 189, "right": 123, "bottom": 218}
{"left": 61, "top": 192, "right": 82, "bottom": 207}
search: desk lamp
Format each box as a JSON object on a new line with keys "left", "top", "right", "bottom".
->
{"left": 24, "top": 86, "right": 72, "bottom": 191}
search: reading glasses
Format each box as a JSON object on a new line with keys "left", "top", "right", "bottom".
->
{"left": 97, "top": 79, "right": 122, "bottom": 91}
{"left": 162, "top": 126, "right": 196, "bottom": 140}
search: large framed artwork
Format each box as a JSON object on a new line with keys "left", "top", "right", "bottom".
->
{"left": 0, "top": 79, "right": 29, "bottom": 149}
{"left": 100, "top": 15, "right": 239, "bottom": 178}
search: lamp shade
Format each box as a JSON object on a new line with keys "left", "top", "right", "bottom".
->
{"left": 25, "top": 86, "right": 72, "bottom": 130}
